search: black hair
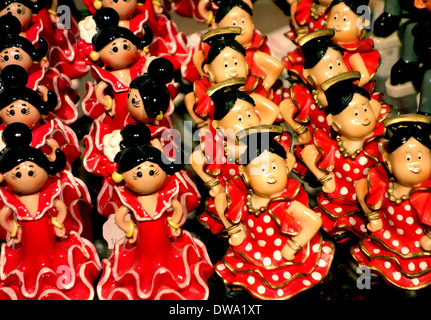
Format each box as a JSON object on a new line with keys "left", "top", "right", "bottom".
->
{"left": 114, "top": 122, "right": 184, "bottom": 175}
{"left": 0, "top": 0, "right": 46, "bottom": 13}
{"left": 0, "top": 15, "right": 48, "bottom": 61}
{"left": 203, "top": 28, "right": 246, "bottom": 64}
{"left": 92, "top": 7, "right": 153, "bottom": 52}
{"left": 323, "top": 74, "right": 371, "bottom": 115}
{"left": 128, "top": 58, "right": 174, "bottom": 118}
{"left": 328, "top": 0, "right": 369, "bottom": 14}
{"left": 300, "top": 30, "right": 344, "bottom": 70}
{"left": 211, "top": 88, "right": 255, "bottom": 120}
{"left": 0, "top": 122, "right": 66, "bottom": 174}
{"left": 213, "top": 0, "right": 253, "bottom": 23}
{"left": 386, "top": 122, "right": 431, "bottom": 154}
{"left": 0, "top": 65, "right": 56, "bottom": 113}
{"left": 239, "top": 130, "right": 287, "bottom": 165}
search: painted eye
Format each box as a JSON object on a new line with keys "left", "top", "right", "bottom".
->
{"left": 237, "top": 114, "right": 243, "bottom": 122}
{"left": 224, "top": 62, "right": 229, "bottom": 68}
{"left": 328, "top": 62, "right": 333, "bottom": 70}
{"left": 353, "top": 108, "right": 359, "bottom": 117}
{"left": 149, "top": 170, "right": 155, "bottom": 176}
{"left": 234, "top": 60, "right": 238, "bottom": 66}
{"left": 272, "top": 163, "right": 276, "bottom": 170}
{"left": 343, "top": 15, "right": 347, "bottom": 22}
{"left": 261, "top": 166, "right": 267, "bottom": 173}
{"left": 21, "top": 108, "right": 27, "bottom": 114}
{"left": 123, "top": 44, "right": 128, "bottom": 50}
{"left": 112, "top": 47, "right": 118, "bottom": 53}
{"left": 334, "top": 13, "right": 338, "bottom": 20}
{"left": 137, "top": 171, "right": 143, "bottom": 178}
{"left": 16, "top": 172, "right": 21, "bottom": 178}
{"left": 28, "top": 171, "right": 34, "bottom": 176}
{"left": 406, "top": 153, "right": 412, "bottom": 162}
{"left": 4, "top": 56, "right": 9, "bottom": 61}
{"left": 232, "top": 20, "right": 237, "bottom": 26}
{"left": 9, "top": 109, "right": 15, "bottom": 116}
{"left": 246, "top": 111, "right": 252, "bottom": 118}
{"left": 418, "top": 152, "right": 422, "bottom": 160}
{"left": 241, "top": 19, "right": 245, "bottom": 24}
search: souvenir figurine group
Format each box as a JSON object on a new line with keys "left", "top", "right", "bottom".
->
{"left": 0, "top": 0, "right": 429, "bottom": 301}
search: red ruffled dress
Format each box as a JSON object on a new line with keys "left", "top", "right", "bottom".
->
{"left": 0, "top": 176, "right": 101, "bottom": 300}
{"left": 311, "top": 124, "right": 386, "bottom": 239}
{"left": 215, "top": 176, "right": 334, "bottom": 300}
{"left": 351, "top": 165, "right": 431, "bottom": 289}
{"left": 96, "top": 178, "right": 213, "bottom": 300}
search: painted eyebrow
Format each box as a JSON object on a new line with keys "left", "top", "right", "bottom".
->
{"left": 149, "top": 164, "right": 155, "bottom": 167}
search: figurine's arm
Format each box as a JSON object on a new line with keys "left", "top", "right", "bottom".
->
{"left": 301, "top": 144, "right": 336, "bottom": 193}
{"left": 279, "top": 98, "right": 311, "bottom": 144}
{"left": 249, "top": 93, "right": 280, "bottom": 125}
{"left": 95, "top": 81, "right": 114, "bottom": 112}
{"left": 253, "top": 51, "right": 284, "bottom": 91}
{"left": 0, "top": 205, "right": 21, "bottom": 243}
{"left": 184, "top": 92, "right": 208, "bottom": 130}
{"left": 355, "top": 178, "right": 382, "bottom": 232}
{"left": 168, "top": 199, "right": 183, "bottom": 238}
{"left": 115, "top": 205, "right": 138, "bottom": 244}
{"left": 348, "top": 53, "right": 371, "bottom": 87}
{"left": 192, "top": 50, "right": 206, "bottom": 78}
{"left": 289, "top": 0, "right": 308, "bottom": 38}
{"left": 52, "top": 199, "right": 67, "bottom": 237}
{"left": 281, "top": 200, "right": 322, "bottom": 260}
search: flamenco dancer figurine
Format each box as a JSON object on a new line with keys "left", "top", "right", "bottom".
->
{"left": 0, "top": 65, "right": 81, "bottom": 171}
{"left": 78, "top": 7, "right": 153, "bottom": 123}
{"left": 0, "top": 123, "right": 101, "bottom": 300}
{"left": 301, "top": 71, "right": 386, "bottom": 242}
{"left": 96, "top": 123, "right": 213, "bottom": 300}
{"left": 352, "top": 101, "right": 431, "bottom": 290}
{"left": 214, "top": 129, "right": 334, "bottom": 300}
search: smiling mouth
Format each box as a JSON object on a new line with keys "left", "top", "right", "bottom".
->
{"left": 409, "top": 167, "right": 421, "bottom": 174}
{"left": 229, "top": 73, "right": 238, "bottom": 78}
{"left": 266, "top": 178, "right": 277, "bottom": 184}
{"left": 362, "top": 121, "right": 370, "bottom": 126}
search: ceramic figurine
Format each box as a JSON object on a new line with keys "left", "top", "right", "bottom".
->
{"left": 326, "top": 0, "right": 380, "bottom": 91}
{"left": 213, "top": 128, "right": 334, "bottom": 299}
{"left": 96, "top": 122, "right": 213, "bottom": 300}
{"left": 191, "top": 80, "right": 285, "bottom": 235}
{"left": 81, "top": 0, "right": 188, "bottom": 73}
{"left": 301, "top": 71, "right": 385, "bottom": 242}
{"left": 0, "top": 15, "right": 80, "bottom": 125}
{"left": 184, "top": 27, "right": 282, "bottom": 130}
{"left": 0, "top": 123, "right": 101, "bottom": 299}
{"left": 286, "top": 0, "right": 332, "bottom": 42}
{"left": 352, "top": 108, "right": 431, "bottom": 289}
{"left": 0, "top": 65, "right": 81, "bottom": 171}
{"left": 78, "top": 7, "right": 153, "bottom": 123}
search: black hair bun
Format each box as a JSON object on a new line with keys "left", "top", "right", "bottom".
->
{"left": 93, "top": 7, "right": 119, "bottom": 30}
{"left": 120, "top": 122, "right": 151, "bottom": 150}
{"left": 148, "top": 58, "right": 174, "bottom": 85}
{"left": 2, "top": 122, "right": 32, "bottom": 147}
{"left": 1, "top": 65, "right": 29, "bottom": 89}
{"left": 0, "top": 14, "right": 22, "bottom": 36}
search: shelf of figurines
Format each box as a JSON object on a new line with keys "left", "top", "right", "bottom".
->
{"left": 0, "top": 0, "right": 431, "bottom": 301}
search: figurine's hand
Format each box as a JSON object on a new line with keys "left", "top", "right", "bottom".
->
{"left": 297, "top": 130, "right": 312, "bottom": 145}
{"left": 420, "top": 235, "right": 431, "bottom": 252}
{"left": 281, "top": 243, "right": 297, "bottom": 261}
{"left": 12, "top": 227, "right": 22, "bottom": 244}
{"left": 209, "top": 183, "right": 224, "bottom": 198}
{"left": 128, "top": 228, "right": 138, "bottom": 244}
{"left": 321, "top": 172, "right": 336, "bottom": 193}
{"left": 367, "top": 218, "right": 383, "bottom": 232}
{"left": 228, "top": 224, "right": 246, "bottom": 247}
{"left": 54, "top": 226, "right": 66, "bottom": 238}
{"left": 40, "top": 57, "right": 50, "bottom": 69}
{"left": 45, "top": 138, "right": 60, "bottom": 161}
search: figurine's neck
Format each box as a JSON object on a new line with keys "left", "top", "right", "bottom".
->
{"left": 338, "top": 135, "right": 367, "bottom": 154}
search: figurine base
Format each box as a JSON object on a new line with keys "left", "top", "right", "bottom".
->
{"left": 384, "top": 78, "right": 418, "bottom": 114}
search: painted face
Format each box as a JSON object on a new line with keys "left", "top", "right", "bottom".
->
{"left": 0, "top": 47, "right": 33, "bottom": 71}
{"left": 0, "top": 100, "right": 41, "bottom": 127}
{"left": 326, "top": 2, "right": 362, "bottom": 43}
{"left": 122, "top": 161, "right": 167, "bottom": 195}
{"left": 387, "top": 137, "right": 431, "bottom": 187}
{"left": 98, "top": 38, "right": 137, "bottom": 69}
{"left": 244, "top": 150, "right": 288, "bottom": 197}
{"left": 206, "top": 46, "right": 248, "bottom": 83}
{"left": 3, "top": 161, "right": 48, "bottom": 195}
{"left": 127, "top": 88, "right": 150, "bottom": 123}
{"left": 330, "top": 93, "right": 376, "bottom": 139}
{"left": 213, "top": 98, "right": 260, "bottom": 137}
{"left": 0, "top": 3, "right": 32, "bottom": 30}
{"left": 101, "top": 0, "right": 138, "bottom": 19}
{"left": 305, "top": 47, "right": 348, "bottom": 88}
{"left": 215, "top": 6, "right": 255, "bottom": 46}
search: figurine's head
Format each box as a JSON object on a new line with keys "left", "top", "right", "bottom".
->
{"left": 0, "top": 65, "right": 56, "bottom": 127}
{"left": 326, "top": 0, "right": 370, "bottom": 43}
{"left": 0, "top": 122, "right": 66, "bottom": 194}
{"left": 209, "top": 79, "right": 259, "bottom": 139}
{"left": 113, "top": 122, "right": 183, "bottom": 195}
{"left": 212, "top": 0, "right": 255, "bottom": 46}
{"left": 127, "top": 57, "right": 174, "bottom": 123}
{"left": 238, "top": 128, "right": 295, "bottom": 197}
{"left": 414, "top": 0, "right": 431, "bottom": 12}
{"left": 202, "top": 27, "right": 249, "bottom": 84}
{"left": 383, "top": 115, "right": 431, "bottom": 188}
{"left": 91, "top": 7, "right": 153, "bottom": 69}
{"left": 0, "top": 14, "right": 48, "bottom": 71}
{"left": 0, "top": 0, "right": 41, "bottom": 30}
{"left": 84, "top": 0, "right": 141, "bottom": 17}
{"left": 322, "top": 71, "right": 376, "bottom": 140}
{"left": 299, "top": 29, "right": 348, "bottom": 88}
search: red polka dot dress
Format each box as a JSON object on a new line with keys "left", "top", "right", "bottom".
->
{"left": 351, "top": 165, "right": 431, "bottom": 289}
{"left": 215, "top": 177, "right": 334, "bottom": 300}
